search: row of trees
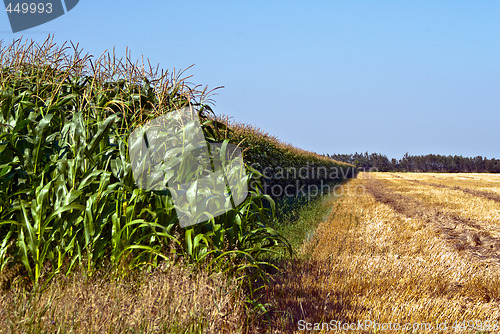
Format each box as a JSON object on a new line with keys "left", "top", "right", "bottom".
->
{"left": 328, "top": 152, "right": 500, "bottom": 173}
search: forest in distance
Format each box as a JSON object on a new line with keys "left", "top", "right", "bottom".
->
{"left": 329, "top": 152, "right": 500, "bottom": 173}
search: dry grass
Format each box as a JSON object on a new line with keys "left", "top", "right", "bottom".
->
{"left": 261, "top": 172, "right": 500, "bottom": 333}
{"left": 0, "top": 263, "right": 247, "bottom": 334}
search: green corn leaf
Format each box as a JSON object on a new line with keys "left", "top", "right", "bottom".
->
{"left": 86, "top": 115, "right": 117, "bottom": 157}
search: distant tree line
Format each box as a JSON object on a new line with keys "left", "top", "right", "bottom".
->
{"left": 328, "top": 152, "right": 500, "bottom": 173}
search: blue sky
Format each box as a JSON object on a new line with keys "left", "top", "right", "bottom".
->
{"left": 1, "top": 1, "right": 499, "bottom": 158}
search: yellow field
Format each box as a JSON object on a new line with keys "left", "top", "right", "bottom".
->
{"left": 267, "top": 172, "right": 500, "bottom": 333}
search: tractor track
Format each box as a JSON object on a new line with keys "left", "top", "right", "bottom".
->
{"left": 365, "top": 178, "right": 500, "bottom": 267}
{"left": 390, "top": 174, "right": 500, "bottom": 204}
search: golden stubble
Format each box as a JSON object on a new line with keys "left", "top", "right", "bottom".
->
{"left": 265, "top": 173, "right": 500, "bottom": 333}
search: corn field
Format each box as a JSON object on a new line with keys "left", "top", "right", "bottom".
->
{"left": 0, "top": 36, "right": 296, "bottom": 290}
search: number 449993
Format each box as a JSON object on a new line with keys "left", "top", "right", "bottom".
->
{"left": 5, "top": 2, "right": 53, "bottom": 14}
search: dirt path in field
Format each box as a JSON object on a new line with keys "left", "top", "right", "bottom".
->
{"left": 365, "top": 178, "right": 500, "bottom": 267}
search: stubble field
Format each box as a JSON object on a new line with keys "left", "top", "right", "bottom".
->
{"left": 266, "top": 172, "right": 500, "bottom": 333}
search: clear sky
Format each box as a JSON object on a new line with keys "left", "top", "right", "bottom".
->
{"left": 1, "top": 1, "right": 499, "bottom": 158}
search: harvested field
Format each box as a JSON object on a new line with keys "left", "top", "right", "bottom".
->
{"left": 265, "top": 172, "right": 500, "bottom": 333}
